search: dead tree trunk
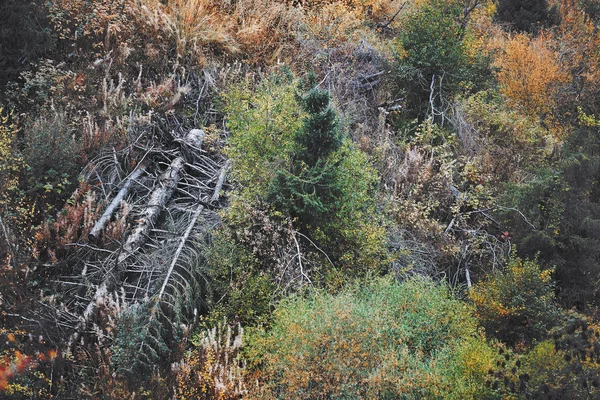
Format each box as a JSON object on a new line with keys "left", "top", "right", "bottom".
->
{"left": 117, "top": 156, "right": 185, "bottom": 264}
{"left": 152, "top": 158, "right": 230, "bottom": 319}
{"left": 88, "top": 165, "right": 147, "bottom": 242}
{"left": 210, "top": 160, "right": 231, "bottom": 203}
{"left": 117, "top": 130, "right": 204, "bottom": 264}
{"left": 180, "top": 128, "right": 205, "bottom": 162}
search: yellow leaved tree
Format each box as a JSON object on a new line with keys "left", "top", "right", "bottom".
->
{"left": 494, "top": 33, "right": 568, "bottom": 120}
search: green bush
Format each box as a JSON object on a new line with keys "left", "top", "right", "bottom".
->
{"left": 205, "top": 225, "right": 276, "bottom": 327}
{"left": 394, "top": 0, "right": 488, "bottom": 117}
{"left": 486, "top": 314, "right": 600, "bottom": 398}
{"left": 246, "top": 277, "right": 497, "bottom": 399}
{"left": 469, "top": 257, "right": 563, "bottom": 345}
{"left": 110, "top": 304, "right": 163, "bottom": 379}
{"left": 224, "top": 70, "right": 303, "bottom": 201}
{"left": 224, "top": 70, "right": 386, "bottom": 278}
{"left": 499, "top": 118, "right": 600, "bottom": 310}
{"left": 19, "top": 112, "right": 82, "bottom": 214}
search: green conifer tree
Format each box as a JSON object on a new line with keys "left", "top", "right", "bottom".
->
{"left": 269, "top": 77, "right": 344, "bottom": 230}
{"left": 226, "top": 71, "right": 385, "bottom": 274}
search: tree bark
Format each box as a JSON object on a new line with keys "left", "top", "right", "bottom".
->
{"left": 154, "top": 158, "right": 229, "bottom": 313}
{"left": 210, "top": 160, "right": 231, "bottom": 203}
{"left": 156, "top": 203, "right": 203, "bottom": 305}
{"left": 69, "top": 130, "right": 205, "bottom": 351}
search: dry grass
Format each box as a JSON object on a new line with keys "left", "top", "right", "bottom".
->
{"left": 138, "top": 0, "right": 300, "bottom": 66}
{"left": 133, "top": 0, "right": 408, "bottom": 68}
{"left": 174, "top": 322, "right": 247, "bottom": 399}
{"left": 48, "top": 0, "right": 408, "bottom": 71}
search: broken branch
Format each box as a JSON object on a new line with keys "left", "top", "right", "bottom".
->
{"left": 89, "top": 165, "right": 147, "bottom": 242}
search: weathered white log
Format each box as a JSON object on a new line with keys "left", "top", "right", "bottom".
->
{"left": 68, "top": 278, "right": 110, "bottom": 353}
{"left": 183, "top": 128, "right": 204, "bottom": 150}
{"left": 156, "top": 203, "right": 203, "bottom": 304}
{"left": 147, "top": 161, "right": 229, "bottom": 334}
{"left": 89, "top": 165, "right": 147, "bottom": 242}
{"left": 117, "top": 156, "right": 185, "bottom": 264}
{"left": 117, "top": 129, "right": 203, "bottom": 264}
{"left": 69, "top": 129, "right": 205, "bottom": 351}
{"left": 153, "top": 159, "right": 229, "bottom": 314}
{"left": 465, "top": 264, "right": 472, "bottom": 288}
{"left": 179, "top": 128, "right": 205, "bottom": 162}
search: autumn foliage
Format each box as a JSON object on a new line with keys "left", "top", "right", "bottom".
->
{"left": 469, "top": 257, "right": 562, "bottom": 345}
{"left": 3, "top": 0, "right": 600, "bottom": 398}
{"left": 246, "top": 278, "right": 497, "bottom": 399}
{"left": 494, "top": 33, "right": 568, "bottom": 119}
{"left": 0, "top": 331, "right": 57, "bottom": 397}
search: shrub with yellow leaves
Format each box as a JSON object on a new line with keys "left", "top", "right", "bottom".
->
{"left": 246, "top": 277, "right": 497, "bottom": 399}
{"left": 0, "top": 330, "right": 57, "bottom": 399}
{"left": 174, "top": 321, "right": 247, "bottom": 400}
{"left": 494, "top": 33, "right": 568, "bottom": 121}
{"left": 0, "top": 108, "right": 23, "bottom": 216}
{"left": 469, "top": 256, "right": 563, "bottom": 345}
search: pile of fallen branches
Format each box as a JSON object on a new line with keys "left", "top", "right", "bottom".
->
{"left": 32, "top": 112, "right": 231, "bottom": 371}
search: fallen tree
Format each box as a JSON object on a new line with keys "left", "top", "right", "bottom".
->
{"left": 68, "top": 128, "right": 214, "bottom": 351}
{"left": 116, "top": 129, "right": 203, "bottom": 264}
{"left": 117, "top": 156, "right": 186, "bottom": 264}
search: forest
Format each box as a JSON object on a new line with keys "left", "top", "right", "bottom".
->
{"left": 1, "top": 0, "right": 600, "bottom": 398}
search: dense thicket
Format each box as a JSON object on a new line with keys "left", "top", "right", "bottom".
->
{"left": 495, "top": 0, "right": 553, "bottom": 32}
{"left": 248, "top": 277, "right": 496, "bottom": 399}
{"left": 0, "top": 0, "right": 54, "bottom": 97}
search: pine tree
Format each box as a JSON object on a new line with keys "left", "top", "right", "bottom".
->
{"left": 294, "top": 87, "right": 342, "bottom": 165}
{"left": 227, "top": 71, "right": 385, "bottom": 274}
{"left": 268, "top": 78, "right": 344, "bottom": 229}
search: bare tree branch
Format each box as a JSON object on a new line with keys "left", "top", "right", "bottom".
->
{"left": 89, "top": 165, "right": 147, "bottom": 242}
{"left": 377, "top": 2, "right": 406, "bottom": 29}
{"left": 156, "top": 203, "right": 204, "bottom": 306}
{"left": 210, "top": 160, "right": 231, "bottom": 203}
{"left": 118, "top": 130, "right": 204, "bottom": 264}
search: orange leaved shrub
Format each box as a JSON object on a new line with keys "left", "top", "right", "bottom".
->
{"left": 494, "top": 33, "right": 568, "bottom": 119}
